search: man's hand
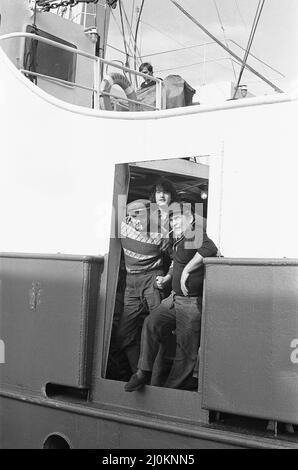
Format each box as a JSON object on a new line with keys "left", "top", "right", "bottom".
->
{"left": 156, "top": 274, "right": 171, "bottom": 290}
{"left": 180, "top": 269, "right": 189, "bottom": 296}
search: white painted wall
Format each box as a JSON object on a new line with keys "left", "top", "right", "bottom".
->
{"left": 0, "top": 46, "right": 298, "bottom": 259}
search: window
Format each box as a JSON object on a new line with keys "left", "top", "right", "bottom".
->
{"left": 24, "top": 25, "right": 77, "bottom": 83}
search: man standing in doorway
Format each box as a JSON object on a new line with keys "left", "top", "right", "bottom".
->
{"left": 124, "top": 202, "right": 218, "bottom": 391}
{"left": 116, "top": 178, "right": 179, "bottom": 375}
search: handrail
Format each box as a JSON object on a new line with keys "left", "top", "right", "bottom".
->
{"left": 0, "top": 32, "right": 163, "bottom": 111}
{"left": 0, "top": 31, "right": 98, "bottom": 59}
{"left": 19, "top": 69, "right": 97, "bottom": 92}
{"left": 100, "top": 91, "right": 157, "bottom": 110}
{"left": 2, "top": 32, "right": 292, "bottom": 121}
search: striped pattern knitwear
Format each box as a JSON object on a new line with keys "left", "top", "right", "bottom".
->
{"left": 121, "top": 218, "right": 170, "bottom": 274}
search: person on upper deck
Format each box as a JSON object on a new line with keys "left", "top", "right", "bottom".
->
{"left": 124, "top": 202, "right": 218, "bottom": 392}
{"left": 139, "top": 62, "right": 159, "bottom": 90}
{"left": 116, "top": 178, "right": 179, "bottom": 376}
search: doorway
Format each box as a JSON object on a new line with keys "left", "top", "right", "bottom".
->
{"left": 104, "top": 156, "right": 210, "bottom": 387}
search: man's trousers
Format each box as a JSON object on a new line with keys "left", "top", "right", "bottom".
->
{"left": 138, "top": 292, "right": 202, "bottom": 388}
{"left": 116, "top": 269, "right": 164, "bottom": 373}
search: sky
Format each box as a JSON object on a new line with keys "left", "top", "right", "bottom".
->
{"left": 105, "top": 0, "right": 298, "bottom": 98}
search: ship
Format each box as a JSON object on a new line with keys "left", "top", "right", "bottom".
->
{"left": 0, "top": 0, "right": 298, "bottom": 449}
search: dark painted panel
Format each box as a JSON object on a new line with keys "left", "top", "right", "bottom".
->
{"left": 0, "top": 396, "right": 274, "bottom": 449}
{"left": 92, "top": 378, "right": 208, "bottom": 423}
{"left": 0, "top": 254, "right": 103, "bottom": 393}
{"left": 202, "top": 260, "right": 298, "bottom": 424}
{"left": 204, "top": 257, "right": 298, "bottom": 266}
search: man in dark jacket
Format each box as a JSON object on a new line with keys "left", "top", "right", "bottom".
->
{"left": 125, "top": 202, "right": 218, "bottom": 391}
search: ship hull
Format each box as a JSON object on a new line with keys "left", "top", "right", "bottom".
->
{"left": 1, "top": 392, "right": 295, "bottom": 449}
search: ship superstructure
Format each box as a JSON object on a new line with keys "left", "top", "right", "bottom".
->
{"left": 0, "top": 0, "right": 298, "bottom": 449}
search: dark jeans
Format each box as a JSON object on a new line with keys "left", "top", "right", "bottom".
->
{"left": 116, "top": 269, "right": 164, "bottom": 373}
{"left": 138, "top": 292, "right": 202, "bottom": 388}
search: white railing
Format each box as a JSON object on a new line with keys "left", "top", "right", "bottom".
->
{"left": 0, "top": 32, "right": 164, "bottom": 111}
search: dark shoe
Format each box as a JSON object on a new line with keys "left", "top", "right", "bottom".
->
{"left": 178, "top": 376, "right": 198, "bottom": 391}
{"left": 124, "top": 371, "right": 151, "bottom": 392}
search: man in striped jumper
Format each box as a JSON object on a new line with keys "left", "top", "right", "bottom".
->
{"left": 116, "top": 178, "right": 179, "bottom": 375}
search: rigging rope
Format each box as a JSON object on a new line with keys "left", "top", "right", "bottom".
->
{"left": 141, "top": 19, "right": 188, "bottom": 50}
{"left": 119, "top": 0, "right": 130, "bottom": 67}
{"left": 106, "top": 43, "right": 133, "bottom": 57}
{"left": 129, "top": 0, "right": 136, "bottom": 50}
{"left": 141, "top": 38, "right": 284, "bottom": 80}
{"left": 169, "top": 0, "right": 282, "bottom": 93}
{"left": 229, "top": 39, "right": 285, "bottom": 78}
{"left": 134, "top": 0, "right": 145, "bottom": 85}
{"left": 213, "top": 0, "right": 237, "bottom": 81}
{"left": 142, "top": 41, "right": 215, "bottom": 58}
{"left": 156, "top": 57, "right": 234, "bottom": 75}
{"left": 140, "top": 17, "right": 242, "bottom": 79}
{"left": 110, "top": 8, "right": 136, "bottom": 65}
{"left": 233, "top": 0, "right": 266, "bottom": 77}
{"left": 108, "top": 2, "right": 143, "bottom": 76}
{"left": 232, "top": 0, "right": 265, "bottom": 99}
{"left": 121, "top": 2, "right": 142, "bottom": 65}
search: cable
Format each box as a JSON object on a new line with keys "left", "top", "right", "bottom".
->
{"left": 169, "top": 0, "right": 282, "bottom": 93}
{"left": 234, "top": 0, "right": 264, "bottom": 72}
{"left": 229, "top": 39, "right": 285, "bottom": 77}
{"left": 232, "top": 0, "right": 265, "bottom": 99}
{"left": 140, "top": 18, "right": 215, "bottom": 74}
{"left": 141, "top": 41, "right": 216, "bottom": 59}
{"left": 33, "top": 0, "right": 38, "bottom": 26}
{"left": 109, "top": 4, "right": 142, "bottom": 74}
{"left": 234, "top": 0, "right": 248, "bottom": 29}
{"left": 100, "top": 0, "right": 109, "bottom": 63}
{"left": 121, "top": 2, "right": 142, "bottom": 65}
{"left": 141, "top": 19, "right": 190, "bottom": 50}
{"left": 119, "top": 0, "right": 130, "bottom": 67}
{"left": 213, "top": 0, "right": 237, "bottom": 81}
{"left": 129, "top": 0, "right": 136, "bottom": 55}
{"left": 110, "top": 8, "right": 135, "bottom": 63}
{"left": 141, "top": 19, "right": 241, "bottom": 78}
{"left": 106, "top": 43, "right": 133, "bottom": 57}
{"left": 140, "top": 18, "right": 241, "bottom": 79}
{"left": 142, "top": 38, "right": 285, "bottom": 80}
{"left": 140, "top": 16, "right": 237, "bottom": 79}
{"left": 130, "top": 0, "right": 135, "bottom": 34}
{"left": 156, "top": 57, "right": 235, "bottom": 74}
{"left": 134, "top": 0, "right": 145, "bottom": 81}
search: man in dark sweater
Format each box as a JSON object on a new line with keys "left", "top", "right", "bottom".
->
{"left": 125, "top": 202, "right": 218, "bottom": 391}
